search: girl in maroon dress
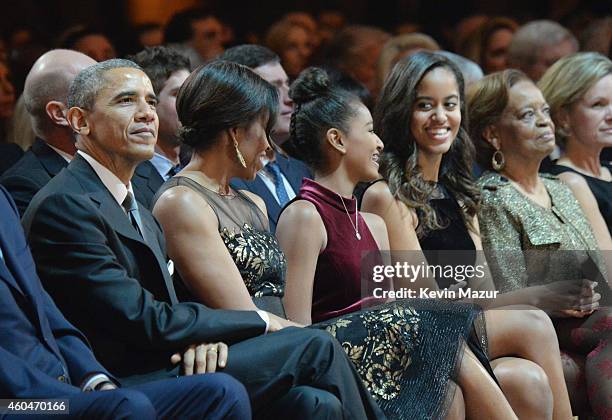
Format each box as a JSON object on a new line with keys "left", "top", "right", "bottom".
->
{"left": 277, "top": 67, "right": 521, "bottom": 419}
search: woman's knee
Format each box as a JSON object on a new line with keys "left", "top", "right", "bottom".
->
{"left": 512, "top": 308, "right": 558, "bottom": 348}
{"left": 496, "top": 360, "right": 553, "bottom": 413}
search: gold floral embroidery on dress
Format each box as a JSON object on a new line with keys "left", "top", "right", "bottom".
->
{"left": 220, "top": 224, "right": 286, "bottom": 297}
{"left": 322, "top": 303, "right": 421, "bottom": 401}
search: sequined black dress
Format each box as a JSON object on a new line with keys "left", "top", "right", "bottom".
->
{"left": 157, "top": 176, "right": 486, "bottom": 419}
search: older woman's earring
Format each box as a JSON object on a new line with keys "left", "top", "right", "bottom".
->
{"left": 233, "top": 139, "right": 247, "bottom": 168}
{"left": 492, "top": 150, "right": 505, "bottom": 171}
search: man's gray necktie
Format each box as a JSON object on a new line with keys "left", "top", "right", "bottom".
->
{"left": 122, "top": 191, "right": 145, "bottom": 240}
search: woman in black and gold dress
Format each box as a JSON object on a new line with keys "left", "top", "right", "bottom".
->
{"left": 153, "top": 60, "right": 519, "bottom": 419}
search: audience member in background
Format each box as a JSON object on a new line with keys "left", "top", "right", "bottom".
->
{"left": 164, "top": 7, "right": 225, "bottom": 65}
{"left": 128, "top": 46, "right": 190, "bottom": 210}
{"left": 0, "top": 56, "right": 21, "bottom": 174}
{"left": 507, "top": 20, "right": 578, "bottom": 82}
{"left": 322, "top": 25, "right": 391, "bottom": 96}
{"left": 135, "top": 23, "right": 164, "bottom": 48}
{"left": 580, "top": 17, "right": 611, "bottom": 57}
{"left": 395, "top": 22, "right": 423, "bottom": 34}
{"left": 0, "top": 185, "right": 252, "bottom": 419}
{"left": 0, "top": 50, "right": 96, "bottom": 216}
{"left": 265, "top": 19, "right": 314, "bottom": 81}
{"left": 361, "top": 52, "right": 572, "bottom": 419}
{"left": 59, "top": 26, "right": 116, "bottom": 62}
{"left": 283, "top": 11, "right": 320, "bottom": 49}
{"left": 22, "top": 58, "right": 382, "bottom": 420}
{"left": 376, "top": 33, "right": 440, "bottom": 90}
{"left": 452, "top": 14, "right": 488, "bottom": 53}
{"left": 221, "top": 45, "right": 312, "bottom": 233}
{"left": 0, "top": 60, "right": 15, "bottom": 143}
{"left": 317, "top": 10, "right": 346, "bottom": 47}
{"left": 460, "top": 17, "right": 518, "bottom": 74}
{"left": 468, "top": 69, "right": 611, "bottom": 417}
{"left": 436, "top": 51, "right": 483, "bottom": 88}
{"left": 539, "top": 52, "right": 612, "bottom": 235}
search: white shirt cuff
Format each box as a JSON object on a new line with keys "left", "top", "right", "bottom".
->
{"left": 255, "top": 310, "right": 270, "bottom": 334}
{"left": 81, "top": 373, "right": 111, "bottom": 392}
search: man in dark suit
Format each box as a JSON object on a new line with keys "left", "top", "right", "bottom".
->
{"left": 0, "top": 50, "right": 96, "bottom": 216}
{"left": 22, "top": 59, "right": 383, "bottom": 419}
{"left": 221, "top": 45, "right": 312, "bottom": 233}
{"left": 129, "top": 46, "right": 190, "bottom": 210}
{"left": 0, "top": 185, "right": 251, "bottom": 418}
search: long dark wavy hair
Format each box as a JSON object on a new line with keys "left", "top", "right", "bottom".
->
{"left": 375, "top": 51, "right": 480, "bottom": 237}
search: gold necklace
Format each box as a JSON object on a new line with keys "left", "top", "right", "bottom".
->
{"left": 337, "top": 193, "right": 361, "bottom": 240}
{"left": 182, "top": 171, "right": 234, "bottom": 196}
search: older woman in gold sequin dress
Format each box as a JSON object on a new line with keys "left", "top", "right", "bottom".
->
{"left": 468, "top": 68, "right": 612, "bottom": 418}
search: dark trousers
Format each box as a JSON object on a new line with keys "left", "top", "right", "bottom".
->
{"left": 6, "top": 373, "right": 249, "bottom": 419}
{"left": 223, "top": 327, "right": 384, "bottom": 420}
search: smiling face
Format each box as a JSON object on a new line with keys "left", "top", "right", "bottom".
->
{"left": 410, "top": 66, "right": 461, "bottom": 159}
{"left": 254, "top": 61, "right": 293, "bottom": 143}
{"left": 566, "top": 74, "right": 612, "bottom": 150}
{"left": 157, "top": 69, "right": 189, "bottom": 148}
{"left": 81, "top": 67, "right": 159, "bottom": 166}
{"left": 496, "top": 80, "right": 555, "bottom": 162}
{"left": 234, "top": 113, "right": 272, "bottom": 180}
{"left": 343, "top": 101, "right": 384, "bottom": 182}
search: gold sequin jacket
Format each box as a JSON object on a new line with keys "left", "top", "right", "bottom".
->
{"left": 477, "top": 171, "right": 607, "bottom": 292}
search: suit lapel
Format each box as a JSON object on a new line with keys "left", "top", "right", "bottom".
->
{"left": 32, "top": 138, "right": 69, "bottom": 177}
{"left": 70, "top": 157, "right": 178, "bottom": 304}
{"left": 141, "top": 212, "right": 178, "bottom": 304}
{"left": 135, "top": 161, "right": 163, "bottom": 196}
{"left": 146, "top": 163, "right": 164, "bottom": 194}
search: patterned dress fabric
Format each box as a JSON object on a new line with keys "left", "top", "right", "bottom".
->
{"left": 156, "top": 176, "right": 486, "bottom": 419}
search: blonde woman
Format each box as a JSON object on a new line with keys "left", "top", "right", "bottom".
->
{"left": 538, "top": 52, "right": 612, "bottom": 236}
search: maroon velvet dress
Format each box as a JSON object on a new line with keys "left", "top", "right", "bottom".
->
{"left": 299, "top": 178, "right": 381, "bottom": 322}
{"left": 293, "top": 178, "right": 488, "bottom": 418}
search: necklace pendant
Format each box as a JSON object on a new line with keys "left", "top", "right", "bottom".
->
{"left": 356, "top": 232, "right": 361, "bottom": 240}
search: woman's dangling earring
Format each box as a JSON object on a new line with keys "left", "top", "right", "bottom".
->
{"left": 233, "top": 138, "right": 247, "bottom": 168}
{"left": 491, "top": 149, "right": 505, "bottom": 171}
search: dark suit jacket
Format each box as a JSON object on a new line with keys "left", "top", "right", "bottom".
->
{"left": 0, "top": 186, "right": 111, "bottom": 398}
{"left": 0, "top": 138, "right": 68, "bottom": 216}
{"left": 230, "top": 153, "right": 312, "bottom": 233}
{"left": 0, "top": 143, "right": 24, "bottom": 176}
{"left": 22, "top": 155, "right": 266, "bottom": 383}
{"left": 132, "top": 160, "right": 164, "bottom": 211}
